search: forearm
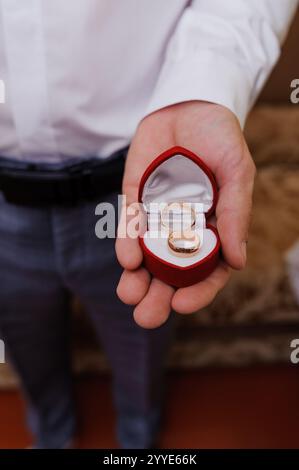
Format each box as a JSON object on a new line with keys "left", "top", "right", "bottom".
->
{"left": 146, "top": 0, "right": 298, "bottom": 127}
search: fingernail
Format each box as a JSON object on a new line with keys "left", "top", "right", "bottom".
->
{"left": 241, "top": 241, "right": 247, "bottom": 265}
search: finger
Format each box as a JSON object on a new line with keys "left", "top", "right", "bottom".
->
{"left": 171, "top": 262, "right": 231, "bottom": 314}
{"left": 216, "top": 156, "right": 255, "bottom": 270}
{"left": 116, "top": 124, "right": 174, "bottom": 271}
{"left": 115, "top": 177, "right": 150, "bottom": 302}
{"left": 133, "top": 278, "right": 175, "bottom": 329}
{"left": 116, "top": 267, "right": 151, "bottom": 305}
{"left": 115, "top": 196, "right": 145, "bottom": 270}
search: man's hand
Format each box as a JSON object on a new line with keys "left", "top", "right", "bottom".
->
{"left": 116, "top": 101, "right": 256, "bottom": 329}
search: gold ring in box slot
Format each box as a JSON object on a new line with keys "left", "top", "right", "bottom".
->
{"left": 161, "top": 201, "right": 195, "bottom": 229}
{"left": 168, "top": 229, "right": 200, "bottom": 257}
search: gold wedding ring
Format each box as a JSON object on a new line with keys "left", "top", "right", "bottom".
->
{"left": 161, "top": 201, "right": 195, "bottom": 229}
{"left": 160, "top": 201, "right": 200, "bottom": 257}
{"left": 168, "top": 229, "right": 200, "bottom": 256}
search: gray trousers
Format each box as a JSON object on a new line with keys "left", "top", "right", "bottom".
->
{"left": 0, "top": 191, "right": 175, "bottom": 448}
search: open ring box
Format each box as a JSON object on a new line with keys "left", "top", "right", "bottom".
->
{"left": 138, "top": 146, "right": 221, "bottom": 287}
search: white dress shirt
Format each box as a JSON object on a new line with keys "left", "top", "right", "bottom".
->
{"left": 0, "top": 0, "right": 297, "bottom": 163}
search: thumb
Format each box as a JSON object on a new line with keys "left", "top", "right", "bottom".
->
{"left": 216, "top": 154, "right": 255, "bottom": 270}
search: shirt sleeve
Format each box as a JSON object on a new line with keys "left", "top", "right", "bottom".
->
{"left": 145, "top": 0, "right": 298, "bottom": 128}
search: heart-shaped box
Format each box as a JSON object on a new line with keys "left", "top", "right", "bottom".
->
{"left": 138, "top": 146, "right": 221, "bottom": 287}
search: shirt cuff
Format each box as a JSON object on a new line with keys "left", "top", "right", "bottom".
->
{"left": 145, "top": 51, "right": 254, "bottom": 129}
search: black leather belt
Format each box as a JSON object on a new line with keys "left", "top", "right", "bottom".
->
{"left": 0, "top": 148, "right": 127, "bottom": 207}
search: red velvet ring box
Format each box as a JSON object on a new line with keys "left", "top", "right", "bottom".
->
{"left": 138, "top": 146, "right": 221, "bottom": 288}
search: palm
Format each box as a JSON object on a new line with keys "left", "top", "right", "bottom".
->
{"left": 116, "top": 101, "right": 255, "bottom": 328}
